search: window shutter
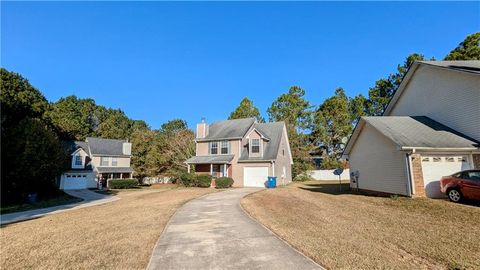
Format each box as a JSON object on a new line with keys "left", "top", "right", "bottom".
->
{"left": 208, "top": 142, "right": 211, "bottom": 155}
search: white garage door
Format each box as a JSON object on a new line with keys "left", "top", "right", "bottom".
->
{"left": 63, "top": 174, "right": 90, "bottom": 190}
{"left": 421, "top": 155, "right": 471, "bottom": 198}
{"left": 244, "top": 167, "right": 269, "bottom": 187}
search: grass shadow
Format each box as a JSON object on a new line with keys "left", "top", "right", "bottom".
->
{"left": 298, "top": 182, "right": 353, "bottom": 195}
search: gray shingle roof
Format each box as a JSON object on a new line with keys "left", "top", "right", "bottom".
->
{"left": 419, "top": 60, "right": 480, "bottom": 74}
{"left": 96, "top": 167, "right": 134, "bottom": 173}
{"left": 185, "top": 155, "right": 234, "bottom": 164}
{"left": 239, "top": 122, "right": 285, "bottom": 161}
{"left": 86, "top": 137, "right": 129, "bottom": 156}
{"left": 199, "top": 118, "right": 256, "bottom": 141}
{"left": 363, "top": 116, "right": 479, "bottom": 149}
{"left": 63, "top": 141, "right": 88, "bottom": 154}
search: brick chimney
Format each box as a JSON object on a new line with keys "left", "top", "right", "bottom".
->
{"left": 196, "top": 117, "right": 208, "bottom": 139}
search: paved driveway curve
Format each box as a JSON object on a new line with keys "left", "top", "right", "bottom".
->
{"left": 148, "top": 188, "right": 321, "bottom": 270}
{"left": 0, "top": 189, "right": 118, "bottom": 225}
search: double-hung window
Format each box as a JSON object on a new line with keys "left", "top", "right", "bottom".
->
{"left": 74, "top": 155, "right": 82, "bottom": 166}
{"left": 220, "top": 141, "right": 229, "bottom": 154}
{"left": 251, "top": 139, "right": 260, "bottom": 153}
{"left": 210, "top": 142, "right": 218, "bottom": 155}
{"left": 101, "top": 157, "right": 109, "bottom": 166}
{"left": 111, "top": 157, "right": 118, "bottom": 166}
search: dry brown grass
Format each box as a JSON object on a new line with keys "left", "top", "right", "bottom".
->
{"left": 241, "top": 181, "right": 480, "bottom": 270}
{"left": 1, "top": 187, "right": 214, "bottom": 269}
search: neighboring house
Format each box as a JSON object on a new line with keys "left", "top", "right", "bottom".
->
{"left": 185, "top": 118, "right": 293, "bottom": 187}
{"left": 60, "top": 137, "right": 134, "bottom": 190}
{"left": 343, "top": 61, "right": 480, "bottom": 198}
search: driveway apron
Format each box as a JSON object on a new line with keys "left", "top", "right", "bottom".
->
{"left": 148, "top": 188, "right": 321, "bottom": 270}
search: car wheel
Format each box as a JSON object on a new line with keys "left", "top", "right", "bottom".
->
{"left": 448, "top": 189, "right": 462, "bottom": 203}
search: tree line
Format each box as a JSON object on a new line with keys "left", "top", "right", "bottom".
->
{"left": 1, "top": 32, "right": 478, "bottom": 204}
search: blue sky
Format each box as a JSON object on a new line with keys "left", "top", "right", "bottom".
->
{"left": 2, "top": 2, "right": 479, "bottom": 128}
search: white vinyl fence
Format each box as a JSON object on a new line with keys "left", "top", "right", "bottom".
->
{"left": 309, "top": 169, "right": 350, "bottom": 181}
{"left": 142, "top": 177, "right": 172, "bottom": 185}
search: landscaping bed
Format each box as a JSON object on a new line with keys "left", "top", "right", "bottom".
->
{"left": 241, "top": 181, "right": 480, "bottom": 269}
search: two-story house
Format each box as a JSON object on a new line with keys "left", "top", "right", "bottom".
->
{"left": 60, "top": 137, "right": 134, "bottom": 190}
{"left": 185, "top": 118, "right": 293, "bottom": 187}
{"left": 343, "top": 61, "right": 480, "bottom": 198}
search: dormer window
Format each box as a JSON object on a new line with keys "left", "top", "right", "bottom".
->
{"left": 210, "top": 142, "right": 218, "bottom": 155}
{"left": 251, "top": 139, "right": 260, "bottom": 153}
{"left": 74, "top": 155, "right": 82, "bottom": 166}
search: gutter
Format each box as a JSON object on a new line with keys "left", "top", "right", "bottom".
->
{"left": 195, "top": 137, "right": 243, "bottom": 142}
{"left": 400, "top": 146, "right": 479, "bottom": 151}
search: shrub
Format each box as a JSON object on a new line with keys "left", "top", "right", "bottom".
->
{"left": 215, "top": 177, "right": 234, "bottom": 189}
{"left": 195, "top": 175, "right": 212, "bottom": 188}
{"left": 294, "top": 173, "right": 314, "bottom": 182}
{"left": 178, "top": 173, "right": 197, "bottom": 187}
{"left": 108, "top": 179, "right": 139, "bottom": 189}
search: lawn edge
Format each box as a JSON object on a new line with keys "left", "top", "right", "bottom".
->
{"left": 239, "top": 189, "right": 326, "bottom": 270}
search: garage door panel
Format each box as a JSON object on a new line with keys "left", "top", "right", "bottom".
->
{"left": 63, "top": 173, "right": 95, "bottom": 190}
{"left": 244, "top": 167, "right": 268, "bottom": 187}
{"left": 421, "top": 155, "right": 471, "bottom": 198}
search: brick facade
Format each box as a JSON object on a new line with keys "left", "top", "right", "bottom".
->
{"left": 473, "top": 154, "right": 480, "bottom": 169}
{"left": 410, "top": 154, "right": 425, "bottom": 197}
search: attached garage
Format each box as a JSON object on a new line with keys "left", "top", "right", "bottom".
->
{"left": 344, "top": 116, "right": 479, "bottom": 198}
{"left": 61, "top": 172, "right": 97, "bottom": 190}
{"left": 243, "top": 167, "right": 269, "bottom": 187}
{"left": 420, "top": 155, "right": 472, "bottom": 198}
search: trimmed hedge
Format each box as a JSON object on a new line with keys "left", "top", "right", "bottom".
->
{"left": 177, "top": 173, "right": 212, "bottom": 188}
{"left": 215, "top": 177, "right": 234, "bottom": 189}
{"left": 108, "top": 179, "right": 139, "bottom": 189}
{"left": 179, "top": 173, "right": 197, "bottom": 187}
{"left": 196, "top": 175, "right": 212, "bottom": 188}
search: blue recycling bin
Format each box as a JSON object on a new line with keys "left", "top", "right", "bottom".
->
{"left": 267, "top": 176, "right": 277, "bottom": 188}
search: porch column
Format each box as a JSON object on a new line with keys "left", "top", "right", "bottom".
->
{"left": 224, "top": 164, "right": 227, "bottom": 177}
{"left": 187, "top": 164, "right": 191, "bottom": 173}
{"left": 210, "top": 164, "right": 213, "bottom": 176}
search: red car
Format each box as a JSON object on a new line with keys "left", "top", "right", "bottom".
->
{"left": 440, "top": 170, "right": 480, "bottom": 202}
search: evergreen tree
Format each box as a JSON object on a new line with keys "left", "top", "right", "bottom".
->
{"left": 229, "top": 97, "right": 264, "bottom": 122}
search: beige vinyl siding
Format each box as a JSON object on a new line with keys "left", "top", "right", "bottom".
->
{"left": 349, "top": 123, "right": 409, "bottom": 195}
{"left": 91, "top": 156, "right": 131, "bottom": 167}
{"left": 274, "top": 126, "right": 292, "bottom": 185}
{"left": 388, "top": 65, "right": 480, "bottom": 142}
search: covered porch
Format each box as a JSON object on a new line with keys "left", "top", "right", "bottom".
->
{"left": 185, "top": 155, "right": 234, "bottom": 178}
{"left": 96, "top": 167, "right": 134, "bottom": 187}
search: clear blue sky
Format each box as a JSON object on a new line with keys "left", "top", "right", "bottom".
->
{"left": 2, "top": 2, "right": 479, "bottom": 128}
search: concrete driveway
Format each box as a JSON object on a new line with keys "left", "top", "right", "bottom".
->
{"left": 0, "top": 189, "right": 118, "bottom": 225}
{"left": 148, "top": 188, "right": 321, "bottom": 270}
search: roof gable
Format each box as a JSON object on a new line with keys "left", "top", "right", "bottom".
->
{"left": 384, "top": 60, "right": 480, "bottom": 115}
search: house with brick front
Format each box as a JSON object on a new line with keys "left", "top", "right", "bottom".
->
{"left": 185, "top": 117, "right": 293, "bottom": 187}
{"left": 343, "top": 61, "right": 480, "bottom": 198}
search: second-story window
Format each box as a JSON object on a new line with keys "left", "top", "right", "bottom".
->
{"left": 74, "top": 155, "right": 82, "bottom": 166}
{"left": 251, "top": 139, "right": 260, "bottom": 153}
{"left": 112, "top": 157, "right": 118, "bottom": 166}
{"left": 221, "top": 141, "right": 229, "bottom": 154}
{"left": 101, "top": 157, "right": 109, "bottom": 166}
{"left": 210, "top": 142, "right": 218, "bottom": 155}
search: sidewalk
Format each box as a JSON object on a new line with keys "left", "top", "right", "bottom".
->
{"left": 1, "top": 189, "right": 119, "bottom": 225}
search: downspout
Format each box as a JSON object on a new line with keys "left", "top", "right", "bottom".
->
{"left": 271, "top": 161, "right": 275, "bottom": 177}
{"left": 406, "top": 148, "right": 416, "bottom": 197}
